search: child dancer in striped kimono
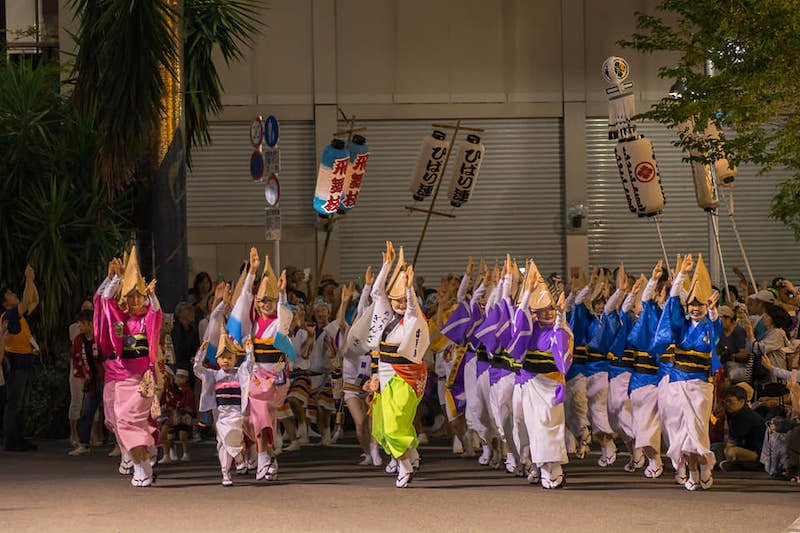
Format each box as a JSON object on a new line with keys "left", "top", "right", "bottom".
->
{"left": 194, "top": 332, "right": 253, "bottom": 486}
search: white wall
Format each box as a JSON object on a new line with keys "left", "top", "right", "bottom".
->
{"left": 63, "top": 0, "right": 755, "bottom": 285}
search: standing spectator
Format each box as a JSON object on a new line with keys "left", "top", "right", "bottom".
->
{"left": 316, "top": 274, "right": 339, "bottom": 312}
{"left": 0, "top": 321, "right": 6, "bottom": 438}
{"left": 68, "top": 299, "right": 93, "bottom": 342}
{"left": 2, "top": 265, "right": 40, "bottom": 452}
{"left": 284, "top": 266, "right": 308, "bottom": 304}
{"left": 718, "top": 306, "right": 750, "bottom": 384}
{"left": 67, "top": 301, "right": 94, "bottom": 445}
{"left": 172, "top": 302, "right": 200, "bottom": 375}
{"left": 188, "top": 272, "right": 213, "bottom": 306}
{"left": 719, "top": 385, "right": 765, "bottom": 471}
{"left": 68, "top": 310, "right": 105, "bottom": 456}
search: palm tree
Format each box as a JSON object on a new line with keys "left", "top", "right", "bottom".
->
{"left": 68, "top": 0, "right": 262, "bottom": 309}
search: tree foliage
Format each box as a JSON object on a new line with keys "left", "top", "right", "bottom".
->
{"left": 619, "top": 0, "right": 800, "bottom": 238}
{"left": 0, "top": 62, "right": 132, "bottom": 356}
{"left": 69, "top": 0, "right": 178, "bottom": 191}
{"left": 184, "top": 0, "right": 262, "bottom": 167}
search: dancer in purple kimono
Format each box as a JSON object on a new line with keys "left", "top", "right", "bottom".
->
{"left": 509, "top": 260, "right": 572, "bottom": 488}
{"left": 442, "top": 261, "right": 494, "bottom": 466}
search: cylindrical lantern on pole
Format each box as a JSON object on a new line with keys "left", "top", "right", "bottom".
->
{"left": 615, "top": 136, "right": 665, "bottom": 217}
{"left": 447, "top": 134, "right": 485, "bottom": 208}
{"left": 409, "top": 130, "right": 449, "bottom": 201}
{"left": 339, "top": 134, "right": 369, "bottom": 213}
{"left": 313, "top": 138, "right": 349, "bottom": 217}
{"left": 614, "top": 143, "right": 637, "bottom": 214}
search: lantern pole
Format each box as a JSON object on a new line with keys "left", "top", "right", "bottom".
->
{"left": 409, "top": 120, "right": 484, "bottom": 268}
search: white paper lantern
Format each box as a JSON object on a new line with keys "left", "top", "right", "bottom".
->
{"left": 616, "top": 136, "right": 665, "bottom": 217}
{"left": 447, "top": 134, "right": 484, "bottom": 208}
{"left": 409, "top": 130, "right": 449, "bottom": 201}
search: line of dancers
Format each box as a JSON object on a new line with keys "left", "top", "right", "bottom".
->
{"left": 94, "top": 241, "right": 720, "bottom": 491}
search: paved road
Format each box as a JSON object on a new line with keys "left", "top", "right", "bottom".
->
{"left": 0, "top": 439, "right": 798, "bottom": 533}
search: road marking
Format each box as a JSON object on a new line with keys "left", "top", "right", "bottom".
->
{"left": 787, "top": 515, "right": 800, "bottom": 533}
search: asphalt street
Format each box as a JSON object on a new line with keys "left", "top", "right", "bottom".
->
{"left": 0, "top": 439, "right": 798, "bottom": 533}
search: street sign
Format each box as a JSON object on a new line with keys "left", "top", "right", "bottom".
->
{"left": 264, "top": 115, "right": 280, "bottom": 148}
{"left": 265, "top": 207, "right": 281, "bottom": 240}
{"left": 264, "top": 146, "right": 281, "bottom": 175}
{"left": 250, "top": 116, "right": 264, "bottom": 148}
{"left": 250, "top": 150, "right": 265, "bottom": 181}
{"left": 265, "top": 174, "right": 280, "bottom": 206}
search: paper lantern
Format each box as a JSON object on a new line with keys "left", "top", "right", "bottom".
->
{"left": 614, "top": 143, "right": 637, "bottom": 214}
{"left": 704, "top": 122, "right": 737, "bottom": 186}
{"left": 678, "top": 119, "right": 738, "bottom": 208}
{"left": 447, "top": 134, "right": 484, "bottom": 208}
{"left": 313, "top": 138, "right": 349, "bottom": 216}
{"left": 338, "top": 134, "right": 369, "bottom": 213}
{"left": 615, "top": 137, "right": 665, "bottom": 217}
{"left": 409, "top": 130, "right": 448, "bottom": 201}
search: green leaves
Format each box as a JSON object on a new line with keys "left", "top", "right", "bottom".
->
{"left": 620, "top": 0, "right": 800, "bottom": 238}
{"left": 69, "top": 0, "right": 178, "bottom": 190}
{"left": 0, "top": 61, "right": 131, "bottom": 357}
{"left": 183, "top": 0, "right": 264, "bottom": 166}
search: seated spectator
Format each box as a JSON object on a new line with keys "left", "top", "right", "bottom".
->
{"left": 719, "top": 385, "right": 765, "bottom": 471}
{"left": 718, "top": 305, "right": 749, "bottom": 383}
{"left": 747, "top": 290, "right": 775, "bottom": 341}
{"left": 772, "top": 278, "right": 800, "bottom": 338}
{"left": 744, "top": 304, "right": 793, "bottom": 388}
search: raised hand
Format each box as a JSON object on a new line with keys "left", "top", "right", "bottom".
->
{"left": 365, "top": 265, "right": 375, "bottom": 285}
{"left": 146, "top": 279, "right": 157, "bottom": 296}
{"left": 651, "top": 260, "right": 663, "bottom": 281}
{"left": 681, "top": 254, "right": 693, "bottom": 275}
{"left": 249, "top": 247, "right": 260, "bottom": 275}
{"left": 707, "top": 290, "right": 719, "bottom": 310}
{"left": 386, "top": 241, "right": 396, "bottom": 264}
{"left": 341, "top": 281, "right": 356, "bottom": 302}
{"left": 279, "top": 270, "right": 287, "bottom": 293}
{"left": 405, "top": 265, "right": 415, "bottom": 289}
{"left": 24, "top": 265, "right": 35, "bottom": 281}
{"left": 465, "top": 257, "right": 474, "bottom": 277}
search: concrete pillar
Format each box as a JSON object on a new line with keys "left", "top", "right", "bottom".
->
{"left": 561, "top": 0, "right": 589, "bottom": 273}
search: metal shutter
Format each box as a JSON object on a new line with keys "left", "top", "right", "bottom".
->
{"left": 187, "top": 121, "right": 316, "bottom": 227}
{"left": 337, "top": 118, "right": 565, "bottom": 281}
{"left": 586, "top": 117, "right": 800, "bottom": 282}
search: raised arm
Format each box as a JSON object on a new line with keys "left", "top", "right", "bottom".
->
{"left": 227, "top": 248, "right": 258, "bottom": 344}
{"left": 276, "top": 270, "right": 293, "bottom": 334}
{"left": 18, "top": 265, "right": 39, "bottom": 316}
